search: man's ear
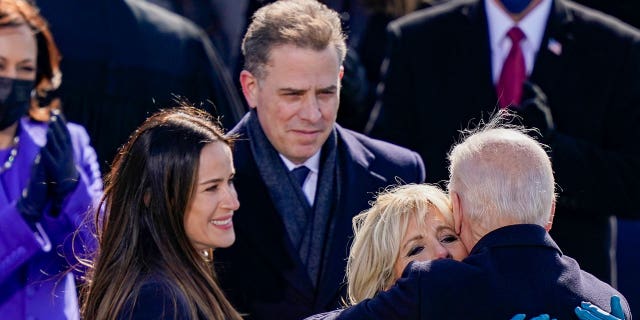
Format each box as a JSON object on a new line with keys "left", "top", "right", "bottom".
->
{"left": 240, "top": 70, "right": 258, "bottom": 109}
{"left": 339, "top": 65, "right": 344, "bottom": 80}
{"left": 545, "top": 200, "right": 556, "bottom": 231}
{"left": 451, "top": 191, "right": 463, "bottom": 235}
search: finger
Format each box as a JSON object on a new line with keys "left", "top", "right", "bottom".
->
{"left": 40, "top": 146, "right": 58, "bottom": 171}
{"left": 530, "top": 314, "right": 550, "bottom": 320}
{"left": 610, "top": 296, "right": 624, "bottom": 319}
{"left": 51, "top": 109, "right": 68, "bottom": 124}
{"left": 45, "top": 125, "right": 64, "bottom": 159}
{"left": 580, "top": 302, "right": 613, "bottom": 320}
{"left": 575, "top": 307, "right": 603, "bottom": 320}
{"left": 49, "top": 113, "right": 72, "bottom": 143}
{"left": 46, "top": 115, "right": 73, "bottom": 158}
{"left": 510, "top": 314, "right": 526, "bottom": 320}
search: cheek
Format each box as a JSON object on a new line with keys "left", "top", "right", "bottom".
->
{"left": 187, "top": 194, "right": 215, "bottom": 222}
{"left": 394, "top": 259, "right": 410, "bottom": 280}
{"left": 451, "top": 243, "right": 469, "bottom": 261}
{"left": 414, "top": 250, "right": 433, "bottom": 263}
{"left": 320, "top": 100, "right": 339, "bottom": 118}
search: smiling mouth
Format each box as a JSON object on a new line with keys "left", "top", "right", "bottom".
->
{"left": 211, "top": 217, "right": 232, "bottom": 226}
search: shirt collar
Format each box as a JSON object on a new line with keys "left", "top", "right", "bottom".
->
{"left": 279, "top": 151, "right": 321, "bottom": 174}
{"left": 486, "top": 0, "right": 552, "bottom": 53}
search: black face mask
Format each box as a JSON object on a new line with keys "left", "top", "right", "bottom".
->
{"left": 0, "top": 76, "right": 34, "bottom": 130}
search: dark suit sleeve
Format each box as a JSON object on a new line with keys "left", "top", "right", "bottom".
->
{"left": 367, "top": 23, "right": 420, "bottom": 151}
{"left": 335, "top": 268, "right": 421, "bottom": 320}
{"left": 548, "top": 37, "right": 640, "bottom": 217}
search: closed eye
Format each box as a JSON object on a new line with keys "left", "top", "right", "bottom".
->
{"left": 205, "top": 184, "right": 219, "bottom": 192}
{"left": 440, "top": 234, "right": 459, "bottom": 244}
{"left": 407, "top": 246, "right": 424, "bottom": 257}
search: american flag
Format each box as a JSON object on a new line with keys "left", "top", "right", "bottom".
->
{"left": 547, "top": 38, "right": 562, "bottom": 56}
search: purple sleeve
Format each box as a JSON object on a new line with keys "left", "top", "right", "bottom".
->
{"left": 0, "top": 204, "right": 45, "bottom": 283}
{"left": 54, "top": 123, "right": 102, "bottom": 272}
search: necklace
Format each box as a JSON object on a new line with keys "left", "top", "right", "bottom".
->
{"left": 0, "top": 136, "right": 20, "bottom": 175}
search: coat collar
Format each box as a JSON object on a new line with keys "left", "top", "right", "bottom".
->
{"left": 469, "top": 224, "right": 563, "bottom": 256}
{"left": 231, "top": 114, "right": 389, "bottom": 308}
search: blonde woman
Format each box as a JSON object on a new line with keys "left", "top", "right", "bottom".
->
{"left": 346, "top": 184, "right": 467, "bottom": 304}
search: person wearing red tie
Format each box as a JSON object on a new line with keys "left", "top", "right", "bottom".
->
{"left": 366, "top": 0, "right": 640, "bottom": 285}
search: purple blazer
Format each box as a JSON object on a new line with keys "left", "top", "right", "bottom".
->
{"left": 0, "top": 117, "right": 102, "bottom": 319}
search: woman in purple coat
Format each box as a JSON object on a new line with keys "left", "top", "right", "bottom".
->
{"left": 0, "top": 1, "right": 102, "bottom": 319}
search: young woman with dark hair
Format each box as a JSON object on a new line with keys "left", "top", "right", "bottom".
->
{"left": 81, "top": 106, "right": 242, "bottom": 320}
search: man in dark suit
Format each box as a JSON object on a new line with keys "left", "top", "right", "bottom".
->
{"left": 335, "top": 117, "right": 631, "bottom": 319}
{"left": 366, "top": 0, "right": 640, "bottom": 284}
{"left": 213, "top": 1, "right": 425, "bottom": 319}
{"left": 36, "top": 0, "right": 246, "bottom": 170}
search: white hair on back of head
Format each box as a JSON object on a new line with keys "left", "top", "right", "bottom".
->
{"left": 447, "top": 110, "right": 556, "bottom": 229}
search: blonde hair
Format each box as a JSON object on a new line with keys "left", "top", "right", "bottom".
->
{"left": 345, "top": 184, "right": 452, "bottom": 304}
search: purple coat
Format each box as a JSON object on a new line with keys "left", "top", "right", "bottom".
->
{"left": 0, "top": 117, "right": 102, "bottom": 319}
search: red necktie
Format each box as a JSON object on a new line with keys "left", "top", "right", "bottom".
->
{"left": 497, "top": 27, "right": 526, "bottom": 108}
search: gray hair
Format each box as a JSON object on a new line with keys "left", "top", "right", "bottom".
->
{"left": 242, "top": 0, "right": 347, "bottom": 79}
{"left": 447, "top": 111, "right": 556, "bottom": 229}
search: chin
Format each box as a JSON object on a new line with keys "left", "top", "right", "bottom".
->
{"left": 214, "top": 235, "right": 236, "bottom": 249}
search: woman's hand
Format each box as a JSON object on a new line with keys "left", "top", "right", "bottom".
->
{"left": 575, "top": 296, "right": 625, "bottom": 320}
{"left": 41, "top": 110, "right": 79, "bottom": 214}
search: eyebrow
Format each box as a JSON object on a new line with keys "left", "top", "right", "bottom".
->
{"left": 199, "top": 173, "right": 235, "bottom": 185}
{"left": 317, "top": 85, "right": 338, "bottom": 92}
{"left": 278, "top": 88, "right": 306, "bottom": 95}
{"left": 402, "top": 235, "right": 424, "bottom": 251}
{"left": 199, "top": 178, "right": 223, "bottom": 185}
{"left": 435, "top": 225, "right": 454, "bottom": 233}
{"left": 278, "top": 85, "right": 338, "bottom": 94}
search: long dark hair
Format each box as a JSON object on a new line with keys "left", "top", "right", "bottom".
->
{"left": 0, "top": 0, "right": 62, "bottom": 121}
{"left": 81, "top": 106, "right": 241, "bottom": 320}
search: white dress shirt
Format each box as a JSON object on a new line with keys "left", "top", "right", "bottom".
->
{"left": 485, "top": 0, "right": 552, "bottom": 84}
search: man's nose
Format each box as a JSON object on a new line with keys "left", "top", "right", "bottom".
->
{"left": 298, "top": 96, "right": 322, "bottom": 121}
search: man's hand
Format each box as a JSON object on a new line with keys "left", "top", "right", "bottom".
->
{"left": 508, "top": 81, "right": 555, "bottom": 140}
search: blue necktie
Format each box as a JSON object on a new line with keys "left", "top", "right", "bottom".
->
{"left": 291, "top": 166, "right": 310, "bottom": 187}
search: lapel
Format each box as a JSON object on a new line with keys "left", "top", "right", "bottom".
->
{"left": 0, "top": 120, "right": 43, "bottom": 204}
{"left": 529, "top": 0, "right": 575, "bottom": 98}
{"left": 460, "top": 0, "right": 500, "bottom": 112}
{"left": 232, "top": 117, "right": 316, "bottom": 303}
{"left": 315, "top": 126, "right": 389, "bottom": 308}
